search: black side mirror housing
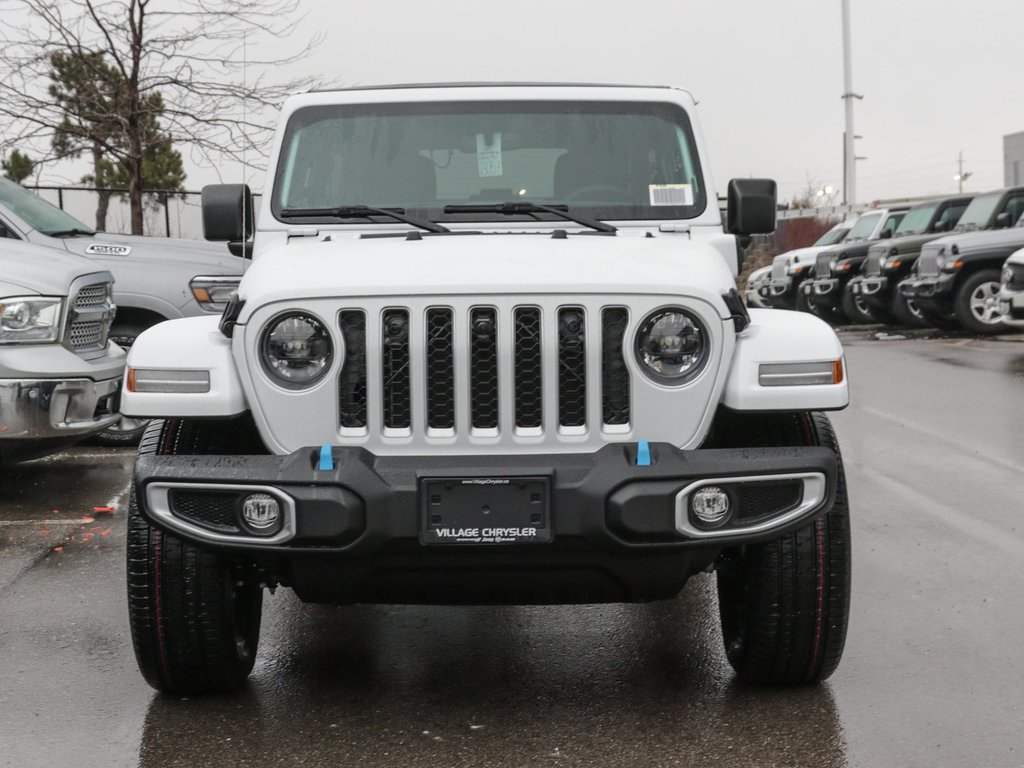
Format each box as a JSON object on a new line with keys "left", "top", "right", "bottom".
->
{"left": 727, "top": 178, "right": 777, "bottom": 237}
{"left": 995, "top": 212, "right": 1012, "bottom": 229}
{"left": 879, "top": 229, "right": 893, "bottom": 240}
{"left": 202, "top": 184, "right": 254, "bottom": 242}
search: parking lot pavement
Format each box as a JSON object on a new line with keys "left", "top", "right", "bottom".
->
{"left": 1, "top": 333, "right": 1022, "bottom": 767}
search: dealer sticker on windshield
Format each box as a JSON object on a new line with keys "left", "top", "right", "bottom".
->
{"left": 648, "top": 183, "right": 693, "bottom": 206}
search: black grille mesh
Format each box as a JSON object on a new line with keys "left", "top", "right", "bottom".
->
{"left": 1008, "top": 264, "right": 1024, "bottom": 291}
{"left": 734, "top": 481, "right": 803, "bottom": 521}
{"left": 382, "top": 309, "right": 412, "bottom": 429}
{"left": 558, "top": 307, "right": 587, "bottom": 427}
{"left": 514, "top": 308, "right": 543, "bottom": 429}
{"left": 169, "top": 490, "right": 240, "bottom": 533}
{"left": 338, "top": 311, "right": 367, "bottom": 428}
{"left": 470, "top": 308, "right": 499, "bottom": 429}
{"left": 426, "top": 308, "right": 455, "bottom": 430}
{"left": 601, "top": 308, "right": 630, "bottom": 426}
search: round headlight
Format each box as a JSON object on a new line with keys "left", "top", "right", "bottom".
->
{"left": 635, "top": 308, "right": 708, "bottom": 383}
{"left": 828, "top": 256, "right": 839, "bottom": 271}
{"left": 260, "top": 312, "right": 334, "bottom": 387}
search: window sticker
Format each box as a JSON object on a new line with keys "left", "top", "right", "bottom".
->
{"left": 476, "top": 133, "right": 503, "bottom": 178}
{"left": 649, "top": 184, "right": 693, "bottom": 206}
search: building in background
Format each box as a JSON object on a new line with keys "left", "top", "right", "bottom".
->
{"left": 1006, "top": 131, "right": 1024, "bottom": 186}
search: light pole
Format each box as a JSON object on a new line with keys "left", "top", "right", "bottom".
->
{"left": 954, "top": 150, "right": 972, "bottom": 193}
{"left": 841, "top": 0, "right": 862, "bottom": 205}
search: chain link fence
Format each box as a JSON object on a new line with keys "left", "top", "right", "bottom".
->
{"left": 27, "top": 185, "right": 263, "bottom": 240}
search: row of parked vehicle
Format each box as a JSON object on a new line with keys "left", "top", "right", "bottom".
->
{"left": 746, "top": 186, "right": 1024, "bottom": 335}
{"left": 0, "top": 178, "right": 244, "bottom": 464}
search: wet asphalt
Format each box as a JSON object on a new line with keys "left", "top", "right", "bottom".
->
{"left": 1, "top": 330, "right": 1023, "bottom": 767}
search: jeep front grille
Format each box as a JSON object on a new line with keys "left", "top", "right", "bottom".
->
{"left": 815, "top": 253, "right": 832, "bottom": 279}
{"left": 771, "top": 260, "right": 786, "bottom": 280}
{"left": 918, "top": 251, "right": 940, "bottom": 278}
{"left": 864, "top": 252, "right": 883, "bottom": 277}
{"left": 336, "top": 302, "right": 632, "bottom": 437}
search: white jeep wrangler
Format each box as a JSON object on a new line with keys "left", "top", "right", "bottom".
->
{"left": 121, "top": 84, "right": 851, "bottom": 692}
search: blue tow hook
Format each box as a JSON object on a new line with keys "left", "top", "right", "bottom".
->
{"left": 319, "top": 443, "right": 335, "bottom": 471}
{"left": 636, "top": 440, "right": 652, "bottom": 467}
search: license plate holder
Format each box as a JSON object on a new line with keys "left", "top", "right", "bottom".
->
{"left": 419, "top": 476, "right": 551, "bottom": 545}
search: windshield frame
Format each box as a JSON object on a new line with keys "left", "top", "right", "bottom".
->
{"left": 269, "top": 99, "right": 709, "bottom": 226}
{"left": 0, "top": 178, "right": 95, "bottom": 237}
{"left": 954, "top": 192, "right": 1001, "bottom": 231}
{"left": 893, "top": 203, "right": 939, "bottom": 237}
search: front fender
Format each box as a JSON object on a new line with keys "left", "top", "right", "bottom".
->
{"left": 120, "top": 316, "right": 248, "bottom": 418}
{"left": 722, "top": 309, "right": 848, "bottom": 411}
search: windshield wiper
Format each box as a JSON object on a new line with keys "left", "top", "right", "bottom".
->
{"left": 45, "top": 228, "right": 94, "bottom": 238}
{"left": 279, "top": 205, "right": 449, "bottom": 233}
{"left": 443, "top": 202, "right": 617, "bottom": 234}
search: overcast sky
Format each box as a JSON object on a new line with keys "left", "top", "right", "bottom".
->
{"left": 35, "top": 0, "right": 1024, "bottom": 206}
{"left": 267, "top": 0, "right": 1020, "bottom": 205}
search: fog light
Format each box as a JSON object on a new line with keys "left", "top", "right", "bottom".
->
{"left": 241, "top": 493, "right": 281, "bottom": 533}
{"left": 692, "top": 486, "right": 731, "bottom": 527}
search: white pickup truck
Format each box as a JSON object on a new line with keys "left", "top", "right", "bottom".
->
{"left": 120, "top": 83, "right": 852, "bottom": 692}
{"left": 0, "top": 178, "right": 245, "bottom": 443}
{"left": 0, "top": 240, "right": 124, "bottom": 464}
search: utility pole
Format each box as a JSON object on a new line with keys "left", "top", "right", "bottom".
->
{"left": 841, "top": 0, "right": 862, "bottom": 205}
{"left": 955, "top": 150, "right": 972, "bottom": 193}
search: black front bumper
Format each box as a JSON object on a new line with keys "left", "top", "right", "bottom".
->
{"left": 134, "top": 443, "right": 837, "bottom": 604}
{"left": 904, "top": 273, "right": 957, "bottom": 311}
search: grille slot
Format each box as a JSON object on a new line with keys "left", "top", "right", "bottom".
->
{"left": 558, "top": 307, "right": 587, "bottom": 428}
{"left": 169, "top": 490, "right": 240, "bottom": 533}
{"left": 338, "top": 311, "right": 367, "bottom": 429}
{"left": 1007, "top": 264, "right": 1024, "bottom": 291}
{"left": 382, "top": 309, "right": 412, "bottom": 430}
{"left": 426, "top": 308, "right": 455, "bottom": 430}
{"left": 734, "top": 480, "right": 803, "bottom": 522}
{"left": 864, "top": 252, "right": 882, "bottom": 277}
{"left": 514, "top": 308, "right": 543, "bottom": 429}
{"left": 601, "top": 308, "right": 630, "bottom": 426}
{"left": 74, "top": 284, "right": 108, "bottom": 308}
{"left": 69, "top": 321, "right": 103, "bottom": 349}
{"left": 815, "top": 253, "right": 832, "bottom": 279}
{"left": 470, "top": 308, "right": 499, "bottom": 430}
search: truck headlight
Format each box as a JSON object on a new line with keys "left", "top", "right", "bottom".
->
{"left": 260, "top": 312, "right": 334, "bottom": 387}
{"left": 0, "top": 297, "right": 63, "bottom": 344}
{"left": 635, "top": 308, "right": 708, "bottom": 383}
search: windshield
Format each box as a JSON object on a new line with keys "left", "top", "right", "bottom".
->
{"left": 894, "top": 204, "right": 938, "bottom": 236}
{"left": 813, "top": 226, "right": 850, "bottom": 246}
{"left": 272, "top": 100, "right": 707, "bottom": 223}
{"left": 0, "top": 178, "right": 95, "bottom": 236}
{"left": 843, "top": 213, "right": 882, "bottom": 241}
{"left": 955, "top": 192, "right": 1002, "bottom": 231}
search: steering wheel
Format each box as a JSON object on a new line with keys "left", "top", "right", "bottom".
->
{"left": 563, "top": 184, "right": 631, "bottom": 203}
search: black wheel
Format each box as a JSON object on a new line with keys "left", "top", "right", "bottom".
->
{"left": 127, "top": 417, "right": 267, "bottom": 693}
{"left": 840, "top": 288, "right": 875, "bottom": 324}
{"left": 712, "top": 412, "right": 851, "bottom": 685}
{"left": 891, "top": 292, "right": 928, "bottom": 328}
{"left": 806, "top": 297, "right": 847, "bottom": 325}
{"left": 954, "top": 269, "right": 1009, "bottom": 334}
{"left": 94, "top": 324, "right": 150, "bottom": 446}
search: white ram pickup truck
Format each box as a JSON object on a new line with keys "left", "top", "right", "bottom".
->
{"left": 121, "top": 83, "right": 852, "bottom": 693}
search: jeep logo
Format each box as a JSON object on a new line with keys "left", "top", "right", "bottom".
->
{"left": 85, "top": 243, "right": 132, "bottom": 256}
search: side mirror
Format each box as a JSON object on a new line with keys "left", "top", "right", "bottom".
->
{"left": 879, "top": 228, "right": 893, "bottom": 240}
{"left": 995, "top": 212, "right": 1012, "bottom": 229}
{"left": 202, "top": 184, "right": 254, "bottom": 243}
{"left": 726, "top": 178, "right": 777, "bottom": 237}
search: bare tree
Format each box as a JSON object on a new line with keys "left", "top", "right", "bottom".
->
{"left": 0, "top": 0, "right": 322, "bottom": 234}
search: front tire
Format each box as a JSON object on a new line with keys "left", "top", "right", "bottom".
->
{"left": 713, "top": 412, "right": 851, "bottom": 685}
{"left": 127, "top": 417, "right": 266, "bottom": 693}
{"left": 954, "top": 269, "right": 1009, "bottom": 334}
{"left": 841, "top": 288, "right": 876, "bottom": 324}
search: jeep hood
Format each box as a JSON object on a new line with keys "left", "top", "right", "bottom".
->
{"left": 0, "top": 240, "right": 105, "bottom": 296}
{"left": 60, "top": 233, "right": 244, "bottom": 273}
{"left": 924, "top": 226, "right": 1024, "bottom": 257}
{"left": 238, "top": 234, "right": 735, "bottom": 318}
